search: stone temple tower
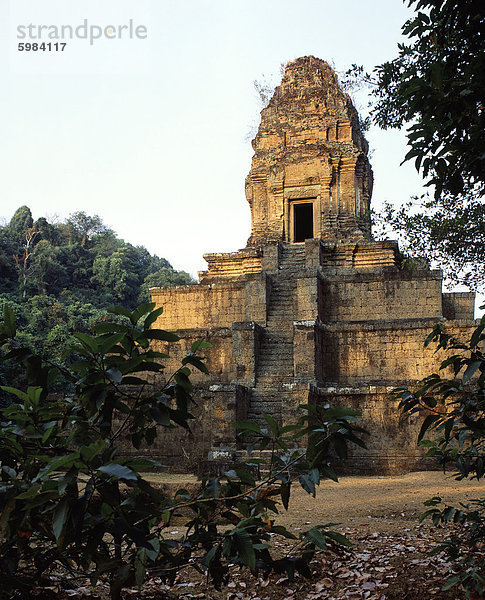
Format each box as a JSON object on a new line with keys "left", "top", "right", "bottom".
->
{"left": 246, "top": 56, "right": 373, "bottom": 246}
{"left": 150, "top": 57, "right": 476, "bottom": 474}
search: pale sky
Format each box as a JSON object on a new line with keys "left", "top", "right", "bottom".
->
{"left": 1, "top": 0, "right": 467, "bottom": 300}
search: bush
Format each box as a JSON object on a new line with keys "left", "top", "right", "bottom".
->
{"left": 393, "top": 309, "right": 485, "bottom": 597}
{"left": 0, "top": 303, "right": 366, "bottom": 600}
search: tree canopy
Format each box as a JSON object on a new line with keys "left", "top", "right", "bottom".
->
{"left": 373, "top": 0, "right": 485, "bottom": 199}
{"left": 0, "top": 208, "right": 194, "bottom": 403}
{"left": 350, "top": 0, "right": 485, "bottom": 290}
{"left": 0, "top": 208, "right": 194, "bottom": 306}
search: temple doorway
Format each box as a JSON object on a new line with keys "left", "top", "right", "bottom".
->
{"left": 292, "top": 201, "right": 314, "bottom": 242}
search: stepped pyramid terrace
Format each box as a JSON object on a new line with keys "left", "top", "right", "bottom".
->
{"left": 149, "top": 56, "right": 476, "bottom": 475}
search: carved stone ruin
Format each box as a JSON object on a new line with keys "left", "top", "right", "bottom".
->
{"left": 149, "top": 56, "right": 476, "bottom": 474}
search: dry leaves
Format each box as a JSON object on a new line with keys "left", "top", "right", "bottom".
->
{"left": 28, "top": 523, "right": 462, "bottom": 600}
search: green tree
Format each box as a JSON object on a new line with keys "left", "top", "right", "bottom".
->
{"left": 0, "top": 228, "right": 18, "bottom": 293}
{"left": 138, "top": 267, "right": 195, "bottom": 303}
{"left": 91, "top": 247, "right": 142, "bottom": 306}
{"left": 0, "top": 208, "right": 197, "bottom": 392}
{"left": 349, "top": 0, "right": 485, "bottom": 289}
{"left": 27, "top": 240, "right": 68, "bottom": 296}
{"left": 34, "top": 216, "right": 58, "bottom": 245}
{"left": 14, "top": 225, "right": 40, "bottom": 300}
{"left": 9, "top": 206, "right": 33, "bottom": 237}
{"left": 372, "top": 0, "right": 484, "bottom": 198}
{"left": 372, "top": 196, "right": 485, "bottom": 290}
{"left": 66, "top": 211, "right": 107, "bottom": 247}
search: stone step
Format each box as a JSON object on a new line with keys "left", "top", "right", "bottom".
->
{"left": 265, "top": 324, "right": 293, "bottom": 331}
{"left": 258, "top": 361, "right": 293, "bottom": 368}
{"left": 268, "top": 305, "right": 293, "bottom": 311}
{"left": 258, "top": 344, "right": 292, "bottom": 353}
{"left": 258, "top": 347, "right": 293, "bottom": 354}
{"left": 259, "top": 346, "right": 293, "bottom": 353}
{"left": 257, "top": 365, "right": 293, "bottom": 373}
{"left": 269, "top": 293, "right": 293, "bottom": 299}
{"left": 257, "top": 371, "right": 293, "bottom": 379}
{"left": 268, "top": 305, "right": 293, "bottom": 310}
{"left": 262, "top": 331, "right": 292, "bottom": 337}
{"left": 268, "top": 296, "right": 293, "bottom": 301}
{"left": 259, "top": 343, "right": 293, "bottom": 350}
{"left": 256, "top": 360, "right": 293, "bottom": 370}
{"left": 255, "top": 376, "right": 295, "bottom": 385}
{"left": 260, "top": 336, "right": 293, "bottom": 344}
{"left": 258, "top": 353, "right": 293, "bottom": 360}
{"left": 248, "top": 402, "right": 282, "bottom": 411}
{"left": 258, "top": 347, "right": 293, "bottom": 355}
{"left": 270, "top": 282, "right": 295, "bottom": 288}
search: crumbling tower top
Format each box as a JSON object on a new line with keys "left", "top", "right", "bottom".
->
{"left": 246, "top": 56, "right": 373, "bottom": 247}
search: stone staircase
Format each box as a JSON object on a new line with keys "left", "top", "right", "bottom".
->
{"left": 222, "top": 245, "right": 313, "bottom": 469}
{"left": 248, "top": 273, "right": 296, "bottom": 427}
{"left": 279, "top": 243, "right": 305, "bottom": 270}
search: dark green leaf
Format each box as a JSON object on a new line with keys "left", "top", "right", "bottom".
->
{"left": 52, "top": 500, "right": 69, "bottom": 542}
{"left": 139, "top": 329, "right": 180, "bottom": 343}
{"left": 98, "top": 464, "right": 138, "bottom": 481}
{"left": 144, "top": 306, "right": 164, "bottom": 330}
{"left": 92, "top": 322, "right": 129, "bottom": 335}
{"left": 281, "top": 481, "right": 291, "bottom": 510}
{"left": 324, "top": 530, "right": 352, "bottom": 547}
{"left": 304, "top": 527, "right": 327, "bottom": 550}
{"left": 107, "top": 305, "right": 132, "bottom": 319}
{"left": 190, "top": 339, "right": 212, "bottom": 352}
{"left": 462, "top": 360, "right": 481, "bottom": 383}
{"left": 234, "top": 420, "right": 261, "bottom": 433}
{"left": 131, "top": 303, "right": 155, "bottom": 325}
{"left": 263, "top": 413, "right": 279, "bottom": 437}
{"left": 232, "top": 529, "right": 255, "bottom": 571}
{"left": 418, "top": 414, "right": 440, "bottom": 442}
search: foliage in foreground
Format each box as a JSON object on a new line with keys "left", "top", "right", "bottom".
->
{"left": 393, "top": 309, "right": 485, "bottom": 597}
{"left": 0, "top": 303, "right": 366, "bottom": 600}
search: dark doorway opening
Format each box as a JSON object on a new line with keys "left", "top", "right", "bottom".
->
{"left": 293, "top": 203, "right": 313, "bottom": 242}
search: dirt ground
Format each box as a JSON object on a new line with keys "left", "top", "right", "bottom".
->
{"left": 273, "top": 470, "right": 485, "bottom": 532}
{"left": 33, "top": 472, "right": 485, "bottom": 600}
